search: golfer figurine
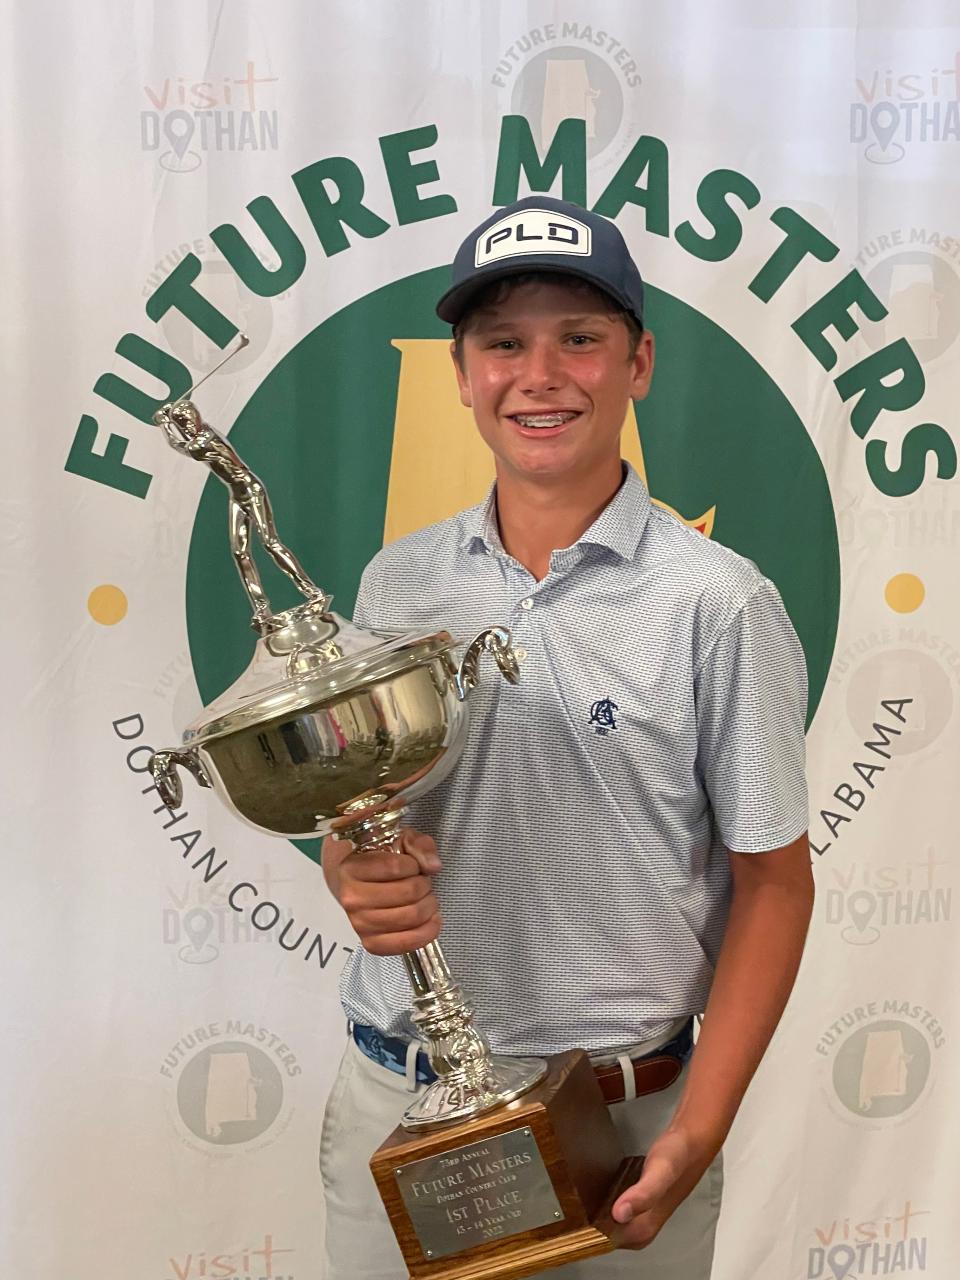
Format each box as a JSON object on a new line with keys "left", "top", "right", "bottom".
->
{"left": 153, "top": 396, "right": 325, "bottom": 627}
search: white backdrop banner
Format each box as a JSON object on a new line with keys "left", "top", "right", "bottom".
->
{"left": 4, "top": 2, "right": 959, "bottom": 1278}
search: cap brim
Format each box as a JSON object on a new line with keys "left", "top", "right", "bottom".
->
{"left": 436, "top": 259, "right": 641, "bottom": 327}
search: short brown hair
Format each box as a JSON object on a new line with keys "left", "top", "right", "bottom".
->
{"left": 452, "top": 270, "right": 644, "bottom": 367}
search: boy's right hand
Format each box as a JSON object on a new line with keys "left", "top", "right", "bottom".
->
{"left": 321, "top": 828, "right": 443, "bottom": 956}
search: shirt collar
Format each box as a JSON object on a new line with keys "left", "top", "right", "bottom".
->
{"left": 457, "top": 462, "right": 652, "bottom": 562}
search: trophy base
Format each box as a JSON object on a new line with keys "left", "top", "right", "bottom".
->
{"left": 402, "top": 1056, "right": 548, "bottom": 1129}
{"left": 371, "top": 1049, "right": 640, "bottom": 1280}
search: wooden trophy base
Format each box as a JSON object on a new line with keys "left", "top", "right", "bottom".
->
{"left": 370, "top": 1050, "right": 642, "bottom": 1280}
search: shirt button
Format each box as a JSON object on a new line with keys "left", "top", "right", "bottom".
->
{"left": 514, "top": 647, "right": 528, "bottom": 662}
{"left": 520, "top": 598, "right": 534, "bottom": 610}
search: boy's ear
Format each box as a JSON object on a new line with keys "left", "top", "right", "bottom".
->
{"left": 450, "top": 340, "right": 473, "bottom": 408}
{"left": 629, "top": 329, "right": 655, "bottom": 400}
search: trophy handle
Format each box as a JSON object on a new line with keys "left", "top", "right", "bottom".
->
{"left": 149, "top": 747, "right": 212, "bottom": 808}
{"left": 454, "top": 626, "right": 520, "bottom": 700}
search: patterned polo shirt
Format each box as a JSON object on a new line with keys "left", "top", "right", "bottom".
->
{"left": 339, "top": 463, "right": 808, "bottom": 1056}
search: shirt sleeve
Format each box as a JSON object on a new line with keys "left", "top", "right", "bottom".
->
{"left": 351, "top": 557, "right": 381, "bottom": 629}
{"left": 694, "top": 576, "right": 809, "bottom": 853}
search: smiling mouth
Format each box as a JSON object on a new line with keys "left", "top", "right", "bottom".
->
{"left": 508, "top": 411, "right": 582, "bottom": 429}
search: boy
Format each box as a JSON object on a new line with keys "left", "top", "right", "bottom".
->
{"left": 320, "top": 196, "right": 814, "bottom": 1278}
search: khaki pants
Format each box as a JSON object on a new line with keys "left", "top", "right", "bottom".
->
{"left": 319, "top": 1038, "right": 723, "bottom": 1279}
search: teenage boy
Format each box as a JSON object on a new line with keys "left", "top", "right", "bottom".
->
{"left": 319, "top": 196, "right": 814, "bottom": 1279}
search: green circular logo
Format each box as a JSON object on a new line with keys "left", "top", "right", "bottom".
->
{"left": 187, "top": 267, "right": 839, "bottom": 856}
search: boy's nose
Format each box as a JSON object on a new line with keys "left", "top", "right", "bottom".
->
{"left": 518, "top": 343, "right": 563, "bottom": 395}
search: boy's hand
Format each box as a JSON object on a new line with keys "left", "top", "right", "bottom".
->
{"left": 322, "top": 828, "right": 443, "bottom": 955}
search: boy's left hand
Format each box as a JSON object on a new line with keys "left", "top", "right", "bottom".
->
{"left": 609, "top": 1126, "right": 716, "bottom": 1250}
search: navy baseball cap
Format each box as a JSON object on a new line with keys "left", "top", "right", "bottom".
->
{"left": 436, "top": 195, "right": 645, "bottom": 328}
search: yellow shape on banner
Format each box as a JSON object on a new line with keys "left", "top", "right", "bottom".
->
{"left": 88, "top": 584, "right": 128, "bottom": 625}
{"left": 885, "top": 572, "right": 925, "bottom": 613}
{"left": 384, "top": 339, "right": 658, "bottom": 544}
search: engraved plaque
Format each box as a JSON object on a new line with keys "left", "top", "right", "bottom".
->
{"left": 395, "top": 1125, "right": 563, "bottom": 1260}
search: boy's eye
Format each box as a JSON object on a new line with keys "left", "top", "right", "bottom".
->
{"left": 568, "top": 334, "right": 595, "bottom": 345}
{"left": 491, "top": 339, "right": 518, "bottom": 350}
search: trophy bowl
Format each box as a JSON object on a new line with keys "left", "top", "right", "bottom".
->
{"left": 151, "top": 607, "right": 476, "bottom": 840}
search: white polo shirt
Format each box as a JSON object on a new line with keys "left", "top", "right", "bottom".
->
{"left": 339, "top": 463, "right": 808, "bottom": 1056}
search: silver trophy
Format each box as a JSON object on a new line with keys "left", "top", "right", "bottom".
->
{"left": 149, "top": 336, "right": 547, "bottom": 1128}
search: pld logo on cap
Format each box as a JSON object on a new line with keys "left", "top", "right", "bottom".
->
{"left": 475, "top": 208, "right": 592, "bottom": 266}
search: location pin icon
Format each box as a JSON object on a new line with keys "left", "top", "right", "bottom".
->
{"left": 163, "top": 109, "right": 196, "bottom": 164}
{"left": 847, "top": 889, "right": 877, "bottom": 934}
{"left": 183, "top": 906, "right": 214, "bottom": 953}
{"left": 870, "top": 101, "right": 900, "bottom": 153}
{"left": 827, "top": 1244, "right": 856, "bottom": 1280}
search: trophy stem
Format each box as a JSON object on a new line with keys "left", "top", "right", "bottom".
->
{"left": 342, "top": 802, "right": 547, "bottom": 1130}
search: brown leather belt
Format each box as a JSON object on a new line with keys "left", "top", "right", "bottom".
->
{"left": 592, "top": 1051, "right": 684, "bottom": 1104}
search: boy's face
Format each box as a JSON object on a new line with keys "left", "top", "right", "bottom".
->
{"left": 452, "top": 278, "right": 654, "bottom": 487}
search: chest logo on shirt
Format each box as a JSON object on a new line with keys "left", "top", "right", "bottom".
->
{"left": 589, "top": 696, "right": 619, "bottom": 735}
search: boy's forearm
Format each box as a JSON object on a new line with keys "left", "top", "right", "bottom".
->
{"left": 668, "top": 833, "right": 814, "bottom": 1156}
